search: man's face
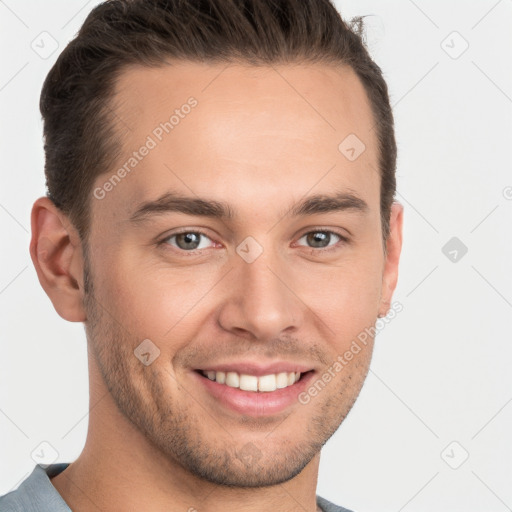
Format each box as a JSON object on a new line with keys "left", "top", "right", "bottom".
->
{"left": 84, "top": 62, "right": 393, "bottom": 486}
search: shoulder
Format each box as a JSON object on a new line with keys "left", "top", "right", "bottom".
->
{"left": 317, "top": 494, "right": 356, "bottom": 512}
{"left": 0, "top": 464, "right": 71, "bottom": 512}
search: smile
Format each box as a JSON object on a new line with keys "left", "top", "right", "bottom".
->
{"left": 201, "top": 370, "right": 301, "bottom": 392}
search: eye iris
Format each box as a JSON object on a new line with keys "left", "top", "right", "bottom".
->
{"left": 176, "top": 232, "right": 201, "bottom": 250}
{"left": 307, "top": 231, "right": 330, "bottom": 248}
{"left": 171, "top": 232, "right": 335, "bottom": 251}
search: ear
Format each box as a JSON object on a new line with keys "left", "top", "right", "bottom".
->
{"left": 29, "top": 196, "right": 87, "bottom": 322}
{"left": 378, "top": 202, "right": 404, "bottom": 317}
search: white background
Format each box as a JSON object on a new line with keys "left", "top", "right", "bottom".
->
{"left": 1, "top": 1, "right": 511, "bottom": 511}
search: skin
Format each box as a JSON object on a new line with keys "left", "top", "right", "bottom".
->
{"left": 30, "top": 61, "right": 403, "bottom": 512}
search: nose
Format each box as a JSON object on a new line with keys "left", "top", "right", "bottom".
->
{"left": 217, "top": 248, "right": 304, "bottom": 342}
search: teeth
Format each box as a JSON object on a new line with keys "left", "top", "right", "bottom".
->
{"left": 239, "top": 374, "right": 258, "bottom": 391}
{"left": 225, "top": 371, "right": 239, "bottom": 388}
{"left": 202, "top": 370, "right": 302, "bottom": 392}
{"left": 258, "top": 374, "right": 276, "bottom": 392}
{"left": 276, "top": 372, "right": 288, "bottom": 389}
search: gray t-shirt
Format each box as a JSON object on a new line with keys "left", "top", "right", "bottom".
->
{"left": 0, "top": 464, "right": 354, "bottom": 511}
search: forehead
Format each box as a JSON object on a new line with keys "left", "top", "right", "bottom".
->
{"left": 93, "top": 61, "right": 379, "bottom": 226}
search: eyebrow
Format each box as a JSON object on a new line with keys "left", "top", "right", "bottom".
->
{"left": 128, "top": 189, "right": 369, "bottom": 223}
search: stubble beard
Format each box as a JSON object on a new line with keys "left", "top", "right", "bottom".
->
{"left": 81, "top": 248, "right": 370, "bottom": 488}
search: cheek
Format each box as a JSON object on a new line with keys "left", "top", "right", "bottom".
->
{"left": 97, "top": 251, "right": 218, "bottom": 348}
{"left": 293, "top": 246, "right": 383, "bottom": 343}
{"left": 92, "top": 232, "right": 383, "bottom": 351}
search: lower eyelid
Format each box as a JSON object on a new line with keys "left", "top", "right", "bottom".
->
{"left": 296, "top": 231, "right": 346, "bottom": 247}
{"left": 163, "top": 232, "right": 215, "bottom": 249}
{"left": 159, "top": 229, "right": 347, "bottom": 253}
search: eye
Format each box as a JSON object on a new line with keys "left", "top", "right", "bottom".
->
{"left": 157, "top": 228, "right": 348, "bottom": 256}
{"left": 296, "top": 230, "right": 348, "bottom": 251}
{"left": 160, "top": 230, "right": 215, "bottom": 252}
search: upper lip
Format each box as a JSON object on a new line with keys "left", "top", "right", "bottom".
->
{"left": 195, "top": 361, "right": 314, "bottom": 376}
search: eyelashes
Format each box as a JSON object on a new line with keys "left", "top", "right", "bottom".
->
{"left": 158, "top": 228, "right": 349, "bottom": 256}
{"left": 295, "top": 230, "right": 348, "bottom": 252}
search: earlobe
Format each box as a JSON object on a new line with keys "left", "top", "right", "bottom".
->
{"left": 378, "top": 201, "right": 404, "bottom": 318}
{"left": 29, "top": 196, "right": 87, "bottom": 322}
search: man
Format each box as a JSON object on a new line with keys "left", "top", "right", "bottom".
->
{"left": 0, "top": 0, "right": 402, "bottom": 510}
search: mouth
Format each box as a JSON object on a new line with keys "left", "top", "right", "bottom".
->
{"left": 193, "top": 367, "right": 316, "bottom": 417}
{"left": 198, "top": 369, "right": 307, "bottom": 392}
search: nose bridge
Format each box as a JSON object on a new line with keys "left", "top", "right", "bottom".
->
{"left": 217, "top": 242, "right": 303, "bottom": 340}
{"left": 241, "top": 249, "right": 285, "bottom": 301}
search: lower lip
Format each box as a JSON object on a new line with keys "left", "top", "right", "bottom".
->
{"left": 192, "top": 371, "right": 315, "bottom": 417}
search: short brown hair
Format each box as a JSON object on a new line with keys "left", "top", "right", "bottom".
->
{"left": 40, "top": 0, "right": 396, "bottom": 243}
